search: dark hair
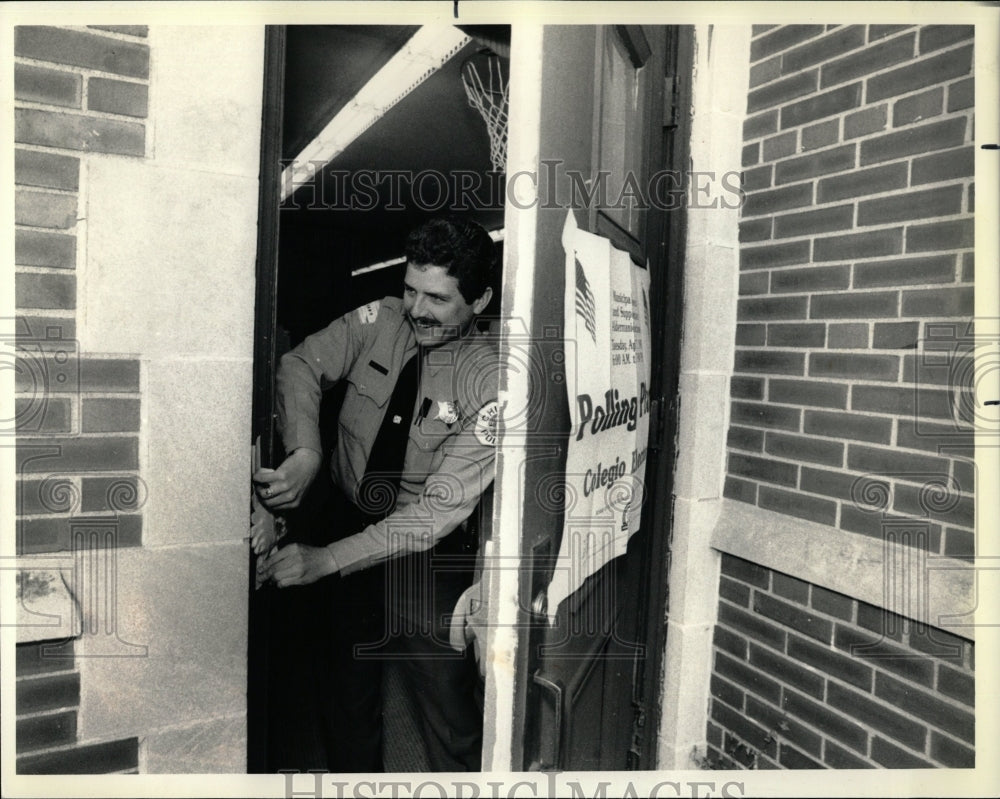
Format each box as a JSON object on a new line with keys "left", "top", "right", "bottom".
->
{"left": 404, "top": 217, "right": 497, "bottom": 304}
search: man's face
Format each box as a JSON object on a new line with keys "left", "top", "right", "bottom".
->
{"left": 403, "top": 262, "right": 490, "bottom": 346}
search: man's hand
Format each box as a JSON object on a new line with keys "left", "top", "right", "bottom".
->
{"left": 256, "top": 543, "right": 338, "bottom": 588}
{"left": 253, "top": 448, "right": 322, "bottom": 511}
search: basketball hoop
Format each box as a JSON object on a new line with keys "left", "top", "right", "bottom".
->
{"left": 461, "top": 49, "right": 509, "bottom": 173}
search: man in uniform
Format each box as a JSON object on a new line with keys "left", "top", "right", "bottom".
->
{"left": 253, "top": 217, "right": 498, "bottom": 773}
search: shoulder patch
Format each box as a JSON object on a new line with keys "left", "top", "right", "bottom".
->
{"left": 357, "top": 301, "right": 380, "bottom": 325}
{"left": 474, "top": 401, "right": 499, "bottom": 447}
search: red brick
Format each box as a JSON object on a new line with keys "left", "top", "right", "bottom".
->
{"left": 741, "top": 165, "right": 772, "bottom": 191}
{"left": 787, "top": 632, "right": 873, "bottom": 689}
{"left": 15, "top": 273, "right": 75, "bottom": 310}
{"left": 906, "top": 218, "right": 973, "bottom": 252}
{"left": 754, "top": 591, "right": 834, "bottom": 642}
{"left": 773, "top": 205, "right": 853, "bottom": 239}
{"left": 14, "top": 397, "right": 71, "bottom": 434}
{"left": 733, "top": 350, "right": 805, "bottom": 376}
{"left": 748, "top": 71, "right": 817, "bottom": 113}
{"left": 893, "top": 87, "right": 943, "bottom": 127}
{"left": 774, "top": 144, "right": 855, "bottom": 184}
{"left": 18, "top": 514, "right": 142, "bottom": 555}
{"left": 908, "top": 626, "right": 967, "bottom": 662}
{"left": 16, "top": 189, "right": 78, "bottom": 229}
{"left": 740, "top": 240, "right": 810, "bottom": 270}
{"left": 893, "top": 483, "right": 973, "bottom": 528}
{"left": 947, "top": 77, "right": 974, "bottom": 112}
{"left": 855, "top": 602, "right": 906, "bottom": 641}
{"left": 929, "top": 732, "right": 974, "bottom": 768}
{"left": 81, "top": 398, "right": 141, "bottom": 433}
{"left": 15, "top": 355, "right": 139, "bottom": 393}
{"left": 15, "top": 314, "right": 76, "bottom": 341}
{"left": 731, "top": 400, "right": 801, "bottom": 430}
{"left": 810, "top": 585, "right": 853, "bottom": 620}
{"left": 743, "top": 109, "right": 778, "bottom": 139}
{"left": 844, "top": 104, "right": 888, "bottom": 139}
{"left": 823, "top": 740, "right": 873, "bottom": 768}
{"left": 88, "top": 25, "right": 149, "bottom": 37}
{"left": 16, "top": 710, "right": 77, "bottom": 754}
{"left": 16, "top": 477, "right": 74, "bottom": 515}
{"left": 15, "top": 149, "right": 79, "bottom": 191}
{"left": 738, "top": 296, "right": 808, "bottom": 321}
{"left": 813, "top": 228, "right": 902, "bottom": 262}
{"left": 16, "top": 437, "right": 138, "bottom": 473}
{"left": 870, "top": 737, "right": 932, "bottom": 768}
{"left": 750, "top": 649, "right": 823, "bottom": 704}
{"left": 918, "top": 25, "right": 974, "bottom": 54}
{"left": 710, "top": 674, "right": 745, "bottom": 710}
{"left": 81, "top": 476, "right": 143, "bottom": 513}
{"left": 804, "top": 409, "right": 893, "bottom": 444}
{"left": 16, "top": 108, "right": 145, "bottom": 157}
{"left": 742, "top": 142, "right": 759, "bottom": 167}
{"left": 937, "top": 665, "right": 974, "bottom": 706}
{"left": 711, "top": 702, "right": 778, "bottom": 762}
{"left": 801, "top": 119, "right": 839, "bottom": 151}
{"left": 952, "top": 458, "right": 974, "bottom": 493}
{"left": 782, "top": 688, "right": 868, "bottom": 752}
{"left": 821, "top": 34, "right": 916, "bottom": 89}
{"left": 728, "top": 426, "right": 764, "bottom": 452}
{"left": 765, "top": 431, "right": 843, "bottom": 466}
{"left": 852, "top": 384, "right": 953, "bottom": 420}
{"left": 768, "top": 378, "right": 847, "bottom": 408}
{"left": 762, "top": 131, "right": 797, "bottom": 161}
{"left": 771, "top": 572, "right": 809, "bottom": 604}
{"left": 800, "top": 467, "right": 880, "bottom": 503}
{"left": 873, "top": 321, "right": 920, "bottom": 349}
{"left": 723, "top": 476, "right": 758, "bottom": 504}
{"left": 714, "top": 624, "right": 749, "bottom": 658}
{"left": 16, "top": 640, "right": 75, "bottom": 675}
{"left": 961, "top": 252, "right": 973, "bottom": 281}
{"left": 15, "top": 229, "right": 75, "bottom": 269}
{"left": 847, "top": 444, "right": 949, "bottom": 478}
{"left": 874, "top": 672, "right": 973, "bottom": 742}
{"left": 716, "top": 652, "right": 782, "bottom": 703}
{"left": 736, "top": 323, "right": 765, "bottom": 346}
{"left": 87, "top": 78, "right": 149, "bottom": 118}
{"left": 749, "top": 698, "right": 824, "bottom": 759}
{"left": 16, "top": 736, "right": 139, "bottom": 775}
{"left": 16, "top": 672, "right": 79, "bottom": 714}
{"left": 766, "top": 323, "right": 825, "bottom": 347}
{"left": 858, "top": 185, "right": 962, "bottom": 226}
{"left": 731, "top": 376, "right": 765, "bottom": 400}
{"left": 751, "top": 25, "right": 826, "bottom": 61}
{"left": 721, "top": 553, "right": 771, "bottom": 587}
{"left": 859, "top": 117, "right": 966, "bottom": 166}
{"left": 868, "top": 25, "right": 913, "bottom": 42}
{"left": 15, "top": 64, "right": 81, "bottom": 108}
{"left": 903, "top": 350, "right": 974, "bottom": 388}
{"left": 719, "top": 603, "right": 786, "bottom": 650}
{"left": 738, "top": 220, "right": 772, "bottom": 245}
{"left": 729, "top": 453, "right": 798, "bottom": 487}
{"left": 782, "top": 26, "right": 866, "bottom": 73}
{"left": 742, "top": 182, "right": 812, "bottom": 217}
{"left": 854, "top": 255, "right": 955, "bottom": 288}
{"left": 840, "top": 514, "right": 937, "bottom": 554}
{"left": 901, "top": 287, "right": 973, "bottom": 317}
{"left": 943, "top": 527, "right": 974, "bottom": 561}
{"left": 834, "top": 626, "right": 935, "bottom": 686}
{"left": 780, "top": 83, "right": 862, "bottom": 129}
{"left": 758, "top": 485, "right": 837, "bottom": 526}
{"left": 15, "top": 26, "right": 149, "bottom": 79}
{"left": 809, "top": 352, "right": 899, "bottom": 381}
{"left": 828, "top": 681, "right": 928, "bottom": 750}
{"left": 719, "top": 575, "right": 753, "bottom": 607}
{"left": 868, "top": 45, "right": 972, "bottom": 103}
{"left": 827, "top": 323, "right": 869, "bottom": 348}
{"left": 817, "top": 162, "right": 906, "bottom": 203}
{"left": 749, "top": 56, "right": 782, "bottom": 89}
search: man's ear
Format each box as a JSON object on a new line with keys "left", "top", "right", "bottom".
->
{"left": 471, "top": 286, "right": 493, "bottom": 315}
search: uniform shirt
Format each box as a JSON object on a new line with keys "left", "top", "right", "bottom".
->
{"left": 277, "top": 297, "right": 499, "bottom": 576}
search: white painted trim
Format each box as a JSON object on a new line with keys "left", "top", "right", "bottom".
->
{"left": 710, "top": 498, "right": 978, "bottom": 641}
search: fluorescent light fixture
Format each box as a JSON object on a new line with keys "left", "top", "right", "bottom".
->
{"left": 351, "top": 228, "right": 505, "bottom": 277}
{"left": 282, "top": 26, "right": 472, "bottom": 201}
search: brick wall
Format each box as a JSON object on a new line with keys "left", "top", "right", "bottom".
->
{"left": 726, "top": 24, "right": 975, "bottom": 561}
{"left": 14, "top": 26, "right": 150, "bottom": 556}
{"left": 707, "top": 554, "right": 974, "bottom": 769}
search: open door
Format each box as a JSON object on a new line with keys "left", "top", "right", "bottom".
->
{"left": 505, "top": 25, "right": 692, "bottom": 770}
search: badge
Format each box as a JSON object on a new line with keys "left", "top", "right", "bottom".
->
{"left": 436, "top": 401, "right": 460, "bottom": 425}
{"left": 474, "top": 401, "right": 499, "bottom": 446}
{"left": 357, "top": 301, "right": 380, "bottom": 325}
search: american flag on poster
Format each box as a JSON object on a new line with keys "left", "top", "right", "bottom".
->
{"left": 547, "top": 210, "right": 653, "bottom": 621}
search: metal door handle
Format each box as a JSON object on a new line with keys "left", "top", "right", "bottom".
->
{"left": 531, "top": 671, "right": 564, "bottom": 770}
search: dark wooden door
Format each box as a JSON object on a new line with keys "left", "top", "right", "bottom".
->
{"left": 515, "top": 24, "right": 692, "bottom": 770}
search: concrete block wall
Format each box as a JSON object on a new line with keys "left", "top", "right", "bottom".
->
{"left": 12, "top": 25, "right": 264, "bottom": 774}
{"left": 707, "top": 23, "right": 977, "bottom": 771}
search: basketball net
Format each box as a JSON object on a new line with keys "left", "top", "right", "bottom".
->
{"left": 461, "top": 51, "right": 509, "bottom": 173}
